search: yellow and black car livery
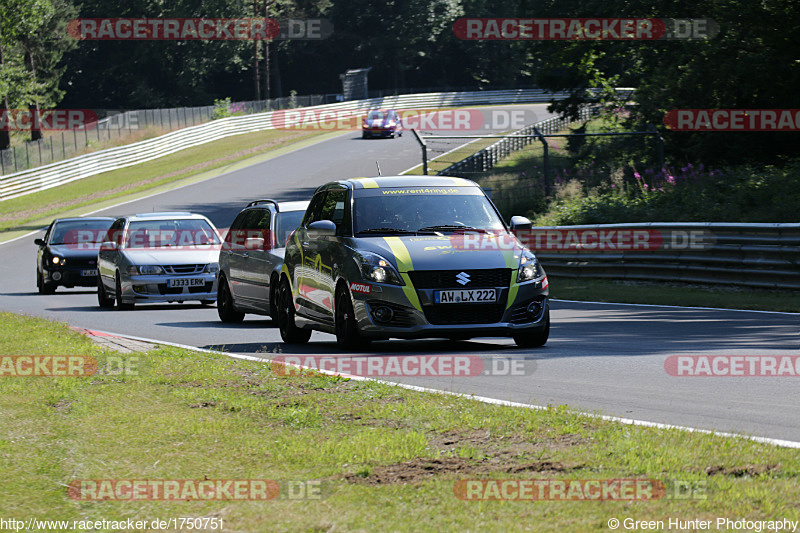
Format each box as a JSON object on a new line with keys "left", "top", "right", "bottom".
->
{"left": 278, "top": 176, "right": 549, "bottom": 349}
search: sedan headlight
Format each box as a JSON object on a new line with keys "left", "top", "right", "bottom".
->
{"left": 132, "top": 265, "right": 165, "bottom": 275}
{"left": 51, "top": 256, "right": 64, "bottom": 265}
{"left": 204, "top": 263, "right": 219, "bottom": 274}
{"left": 517, "top": 250, "right": 541, "bottom": 283}
{"left": 354, "top": 252, "right": 403, "bottom": 285}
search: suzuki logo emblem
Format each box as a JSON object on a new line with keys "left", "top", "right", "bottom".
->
{"left": 456, "top": 272, "right": 470, "bottom": 285}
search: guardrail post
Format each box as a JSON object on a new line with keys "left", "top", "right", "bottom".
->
{"left": 533, "top": 127, "right": 550, "bottom": 196}
{"left": 647, "top": 124, "right": 665, "bottom": 170}
{"left": 411, "top": 129, "right": 428, "bottom": 175}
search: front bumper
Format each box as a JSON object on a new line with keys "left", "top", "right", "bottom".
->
{"left": 121, "top": 273, "right": 217, "bottom": 303}
{"left": 363, "top": 127, "right": 396, "bottom": 137}
{"left": 351, "top": 277, "right": 548, "bottom": 339}
{"left": 43, "top": 266, "right": 98, "bottom": 287}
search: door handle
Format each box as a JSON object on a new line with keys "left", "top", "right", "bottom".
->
{"left": 242, "top": 252, "right": 249, "bottom": 258}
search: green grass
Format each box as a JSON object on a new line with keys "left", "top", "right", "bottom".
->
{"left": 550, "top": 278, "right": 800, "bottom": 313}
{"left": 2, "top": 311, "right": 799, "bottom": 531}
{"left": 0, "top": 128, "right": 332, "bottom": 236}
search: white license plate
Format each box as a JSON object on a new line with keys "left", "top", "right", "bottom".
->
{"left": 81, "top": 269, "right": 98, "bottom": 276}
{"left": 168, "top": 278, "right": 205, "bottom": 288}
{"left": 434, "top": 289, "right": 497, "bottom": 304}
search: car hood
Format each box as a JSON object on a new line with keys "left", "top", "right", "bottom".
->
{"left": 48, "top": 244, "right": 101, "bottom": 259}
{"left": 349, "top": 234, "right": 523, "bottom": 272}
{"left": 122, "top": 247, "right": 220, "bottom": 265}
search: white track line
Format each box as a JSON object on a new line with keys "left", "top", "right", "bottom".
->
{"left": 87, "top": 327, "right": 800, "bottom": 449}
{"left": 552, "top": 298, "right": 800, "bottom": 316}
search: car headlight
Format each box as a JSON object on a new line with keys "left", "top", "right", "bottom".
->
{"left": 354, "top": 252, "right": 403, "bottom": 285}
{"left": 517, "top": 250, "right": 541, "bottom": 283}
{"left": 51, "top": 256, "right": 64, "bottom": 265}
{"left": 204, "top": 263, "right": 219, "bottom": 274}
{"left": 132, "top": 265, "right": 164, "bottom": 275}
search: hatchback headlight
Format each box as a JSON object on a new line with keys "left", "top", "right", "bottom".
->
{"left": 133, "top": 265, "right": 164, "bottom": 275}
{"left": 204, "top": 263, "right": 219, "bottom": 274}
{"left": 51, "top": 256, "right": 64, "bottom": 265}
{"left": 517, "top": 250, "right": 541, "bottom": 283}
{"left": 354, "top": 252, "right": 403, "bottom": 285}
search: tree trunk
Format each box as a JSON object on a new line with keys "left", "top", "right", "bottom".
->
{"left": 0, "top": 47, "right": 10, "bottom": 150}
{"left": 25, "top": 49, "right": 42, "bottom": 142}
{"left": 252, "top": 0, "right": 261, "bottom": 100}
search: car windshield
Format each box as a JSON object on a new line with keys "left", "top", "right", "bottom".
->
{"left": 367, "top": 111, "right": 387, "bottom": 121}
{"left": 274, "top": 211, "right": 305, "bottom": 247}
{"left": 353, "top": 186, "right": 505, "bottom": 234}
{"left": 50, "top": 220, "right": 113, "bottom": 245}
{"left": 126, "top": 219, "right": 220, "bottom": 248}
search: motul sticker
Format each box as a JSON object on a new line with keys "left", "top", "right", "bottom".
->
{"left": 350, "top": 282, "right": 371, "bottom": 294}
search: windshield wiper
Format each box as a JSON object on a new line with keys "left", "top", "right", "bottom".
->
{"left": 357, "top": 227, "right": 416, "bottom": 235}
{"left": 417, "top": 225, "right": 487, "bottom": 233}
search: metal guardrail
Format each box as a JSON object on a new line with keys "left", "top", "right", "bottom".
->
{"left": 0, "top": 88, "right": 585, "bottom": 201}
{"left": 534, "top": 223, "right": 800, "bottom": 290}
{"left": 438, "top": 106, "right": 599, "bottom": 178}
{"left": 0, "top": 94, "right": 340, "bottom": 177}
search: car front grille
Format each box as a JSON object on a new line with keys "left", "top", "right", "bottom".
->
{"left": 157, "top": 282, "right": 213, "bottom": 295}
{"left": 422, "top": 302, "right": 507, "bottom": 325}
{"left": 163, "top": 264, "right": 205, "bottom": 274}
{"left": 408, "top": 268, "right": 511, "bottom": 289}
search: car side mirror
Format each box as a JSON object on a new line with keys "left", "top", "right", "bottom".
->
{"left": 509, "top": 216, "right": 533, "bottom": 231}
{"left": 307, "top": 220, "right": 336, "bottom": 238}
{"left": 34, "top": 238, "right": 45, "bottom": 246}
{"left": 100, "top": 241, "right": 118, "bottom": 251}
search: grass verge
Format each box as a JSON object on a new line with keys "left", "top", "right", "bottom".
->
{"left": 550, "top": 278, "right": 800, "bottom": 313}
{"left": 2, "top": 311, "right": 798, "bottom": 531}
{"left": 0, "top": 129, "right": 335, "bottom": 237}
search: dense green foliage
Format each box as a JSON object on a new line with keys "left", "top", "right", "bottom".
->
{"left": 1, "top": 0, "right": 797, "bottom": 167}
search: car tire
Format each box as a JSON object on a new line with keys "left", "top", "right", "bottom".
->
{"left": 37, "top": 271, "right": 56, "bottom": 294}
{"left": 115, "top": 273, "right": 134, "bottom": 310}
{"left": 278, "top": 278, "right": 311, "bottom": 344}
{"left": 335, "top": 284, "right": 370, "bottom": 350}
{"left": 217, "top": 276, "right": 244, "bottom": 323}
{"left": 513, "top": 308, "right": 549, "bottom": 348}
{"left": 97, "top": 275, "right": 115, "bottom": 308}
{"left": 362, "top": 132, "right": 369, "bottom": 139}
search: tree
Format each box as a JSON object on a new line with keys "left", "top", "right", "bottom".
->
{"left": 0, "top": 0, "right": 53, "bottom": 148}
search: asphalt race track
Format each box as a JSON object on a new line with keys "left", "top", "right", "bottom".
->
{"left": 2, "top": 103, "right": 799, "bottom": 444}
